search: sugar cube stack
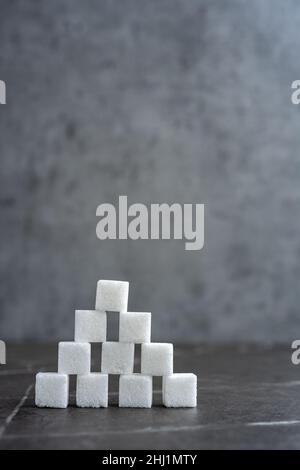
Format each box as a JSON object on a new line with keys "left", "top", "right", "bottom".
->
{"left": 35, "top": 279, "right": 197, "bottom": 409}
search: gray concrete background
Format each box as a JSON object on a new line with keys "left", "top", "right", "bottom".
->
{"left": 1, "top": 0, "right": 300, "bottom": 343}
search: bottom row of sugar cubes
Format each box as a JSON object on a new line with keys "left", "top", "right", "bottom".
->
{"left": 35, "top": 372, "right": 197, "bottom": 408}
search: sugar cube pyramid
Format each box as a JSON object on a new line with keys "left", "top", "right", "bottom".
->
{"left": 35, "top": 279, "right": 197, "bottom": 408}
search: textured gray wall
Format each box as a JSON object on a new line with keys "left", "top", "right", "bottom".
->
{"left": 1, "top": 0, "right": 300, "bottom": 343}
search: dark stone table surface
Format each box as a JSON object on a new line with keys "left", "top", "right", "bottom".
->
{"left": 0, "top": 343, "right": 299, "bottom": 450}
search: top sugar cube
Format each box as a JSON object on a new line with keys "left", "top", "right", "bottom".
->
{"left": 95, "top": 280, "right": 129, "bottom": 312}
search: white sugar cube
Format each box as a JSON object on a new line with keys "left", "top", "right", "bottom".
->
{"left": 58, "top": 342, "right": 91, "bottom": 375}
{"left": 74, "top": 310, "right": 107, "bottom": 343}
{"left": 101, "top": 341, "right": 134, "bottom": 375}
{"left": 35, "top": 372, "right": 69, "bottom": 408}
{"left": 163, "top": 373, "right": 197, "bottom": 407}
{"left": 76, "top": 373, "right": 108, "bottom": 408}
{"left": 95, "top": 280, "right": 129, "bottom": 312}
{"left": 141, "top": 343, "right": 173, "bottom": 376}
{"left": 119, "top": 312, "right": 151, "bottom": 343}
{"left": 119, "top": 374, "right": 152, "bottom": 408}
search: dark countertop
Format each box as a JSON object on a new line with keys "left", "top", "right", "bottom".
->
{"left": 0, "top": 343, "right": 298, "bottom": 450}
